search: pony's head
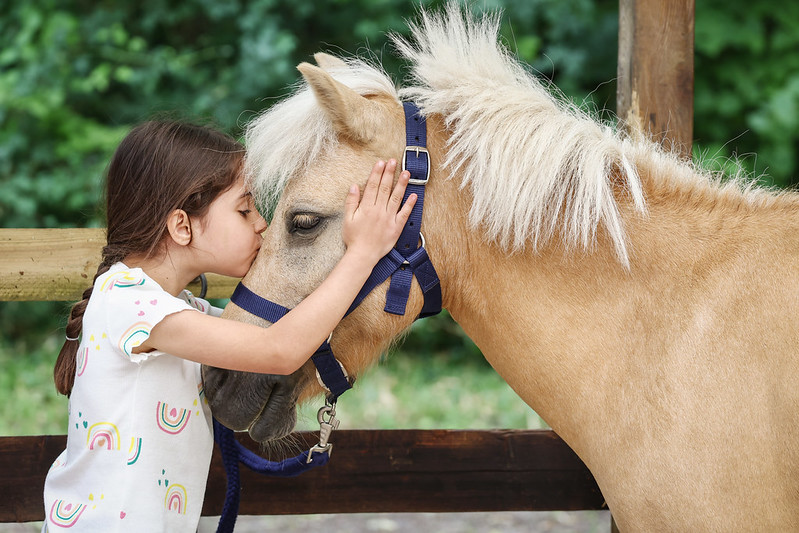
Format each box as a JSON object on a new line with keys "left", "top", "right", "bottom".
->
{"left": 203, "top": 3, "right": 645, "bottom": 442}
{"left": 202, "top": 55, "right": 425, "bottom": 441}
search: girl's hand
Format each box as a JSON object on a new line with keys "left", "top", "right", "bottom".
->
{"left": 343, "top": 159, "right": 417, "bottom": 264}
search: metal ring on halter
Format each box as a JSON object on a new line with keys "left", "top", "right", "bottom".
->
{"left": 401, "top": 232, "right": 426, "bottom": 266}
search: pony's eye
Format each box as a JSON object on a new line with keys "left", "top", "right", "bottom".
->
{"left": 292, "top": 214, "right": 320, "bottom": 231}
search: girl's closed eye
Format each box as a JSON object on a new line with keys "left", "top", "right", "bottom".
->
{"left": 238, "top": 209, "right": 251, "bottom": 217}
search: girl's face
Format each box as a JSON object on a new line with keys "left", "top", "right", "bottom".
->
{"left": 190, "top": 175, "right": 267, "bottom": 278}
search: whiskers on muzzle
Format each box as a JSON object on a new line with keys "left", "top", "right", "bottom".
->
{"left": 256, "top": 431, "right": 312, "bottom": 461}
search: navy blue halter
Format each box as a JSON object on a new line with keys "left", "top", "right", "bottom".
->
{"left": 213, "top": 102, "right": 440, "bottom": 533}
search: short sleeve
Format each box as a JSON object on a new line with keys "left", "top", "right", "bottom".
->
{"left": 180, "top": 291, "right": 224, "bottom": 317}
{"left": 100, "top": 268, "right": 196, "bottom": 363}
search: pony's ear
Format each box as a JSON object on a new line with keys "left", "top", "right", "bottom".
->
{"left": 313, "top": 53, "right": 348, "bottom": 71}
{"left": 297, "top": 62, "right": 383, "bottom": 145}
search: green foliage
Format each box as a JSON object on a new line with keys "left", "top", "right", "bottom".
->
{"left": 694, "top": 1, "right": 799, "bottom": 187}
{"left": 0, "top": 0, "right": 620, "bottom": 345}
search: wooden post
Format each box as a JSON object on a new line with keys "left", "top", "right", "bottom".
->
{"left": 617, "top": 0, "right": 695, "bottom": 158}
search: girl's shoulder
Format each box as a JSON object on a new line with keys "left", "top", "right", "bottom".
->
{"left": 94, "top": 262, "right": 154, "bottom": 294}
{"left": 93, "top": 263, "right": 213, "bottom": 315}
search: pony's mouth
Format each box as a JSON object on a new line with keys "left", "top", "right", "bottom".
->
{"left": 202, "top": 366, "right": 305, "bottom": 443}
{"left": 246, "top": 384, "right": 299, "bottom": 443}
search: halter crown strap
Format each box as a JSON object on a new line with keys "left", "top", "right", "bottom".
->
{"left": 344, "top": 102, "right": 441, "bottom": 319}
{"left": 383, "top": 102, "right": 441, "bottom": 317}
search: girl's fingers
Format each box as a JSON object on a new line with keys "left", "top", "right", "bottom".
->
{"left": 388, "top": 171, "right": 410, "bottom": 210}
{"left": 362, "top": 160, "right": 385, "bottom": 205}
{"left": 396, "top": 193, "right": 417, "bottom": 225}
{"left": 344, "top": 184, "right": 360, "bottom": 219}
{"left": 377, "top": 159, "right": 397, "bottom": 201}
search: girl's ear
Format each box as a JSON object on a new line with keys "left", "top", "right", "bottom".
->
{"left": 166, "top": 209, "right": 192, "bottom": 246}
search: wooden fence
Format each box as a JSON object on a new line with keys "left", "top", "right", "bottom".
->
{"left": 0, "top": 0, "right": 693, "bottom": 527}
{"left": 0, "top": 228, "right": 606, "bottom": 522}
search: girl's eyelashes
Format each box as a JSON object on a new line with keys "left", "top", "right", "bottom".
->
{"left": 238, "top": 209, "right": 252, "bottom": 218}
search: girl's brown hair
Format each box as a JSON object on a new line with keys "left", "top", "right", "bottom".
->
{"left": 54, "top": 120, "right": 244, "bottom": 396}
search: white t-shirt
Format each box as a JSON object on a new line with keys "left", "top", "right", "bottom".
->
{"left": 43, "top": 263, "right": 220, "bottom": 532}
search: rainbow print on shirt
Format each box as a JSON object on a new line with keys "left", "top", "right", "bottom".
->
{"left": 49, "top": 500, "right": 87, "bottom": 527}
{"left": 76, "top": 347, "right": 89, "bottom": 377}
{"left": 164, "top": 483, "right": 188, "bottom": 514}
{"left": 156, "top": 402, "right": 191, "bottom": 434}
{"left": 119, "top": 322, "right": 151, "bottom": 356}
{"left": 87, "top": 422, "right": 120, "bottom": 450}
{"left": 99, "top": 271, "right": 146, "bottom": 292}
{"left": 127, "top": 437, "right": 142, "bottom": 465}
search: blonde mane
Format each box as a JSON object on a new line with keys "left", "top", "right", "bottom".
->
{"left": 247, "top": 3, "right": 775, "bottom": 266}
{"left": 391, "top": 3, "right": 654, "bottom": 265}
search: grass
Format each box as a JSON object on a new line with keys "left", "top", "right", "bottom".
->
{"left": 0, "top": 335, "right": 68, "bottom": 436}
{"left": 296, "top": 352, "right": 546, "bottom": 432}
{"left": 0, "top": 331, "right": 544, "bottom": 437}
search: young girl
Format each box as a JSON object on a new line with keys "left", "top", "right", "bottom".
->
{"left": 43, "top": 120, "right": 416, "bottom": 531}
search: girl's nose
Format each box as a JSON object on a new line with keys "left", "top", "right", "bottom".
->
{"left": 253, "top": 212, "right": 267, "bottom": 235}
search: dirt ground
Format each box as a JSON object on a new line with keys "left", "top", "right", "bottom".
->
{"left": 4, "top": 510, "right": 610, "bottom": 532}
{"left": 198, "top": 510, "right": 611, "bottom": 532}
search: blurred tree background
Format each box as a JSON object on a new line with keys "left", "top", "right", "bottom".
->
{"left": 1, "top": 0, "right": 798, "bottom": 431}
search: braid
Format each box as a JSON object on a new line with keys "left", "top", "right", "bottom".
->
{"left": 54, "top": 247, "right": 125, "bottom": 396}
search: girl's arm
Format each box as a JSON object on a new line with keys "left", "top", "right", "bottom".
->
{"left": 142, "top": 160, "right": 417, "bottom": 374}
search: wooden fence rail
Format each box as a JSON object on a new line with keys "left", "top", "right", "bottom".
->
{"left": 1, "top": 430, "right": 604, "bottom": 523}
{"left": 0, "top": 228, "right": 238, "bottom": 301}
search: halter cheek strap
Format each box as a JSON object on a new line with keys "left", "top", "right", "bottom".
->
{"left": 346, "top": 102, "right": 442, "bottom": 319}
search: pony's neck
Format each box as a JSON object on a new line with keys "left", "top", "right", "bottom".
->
{"left": 428, "top": 146, "right": 799, "bottom": 458}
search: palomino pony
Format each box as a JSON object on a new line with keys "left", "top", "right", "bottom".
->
{"left": 202, "top": 5, "right": 799, "bottom": 531}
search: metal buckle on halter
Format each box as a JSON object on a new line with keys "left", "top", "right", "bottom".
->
{"left": 402, "top": 146, "right": 430, "bottom": 185}
{"left": 307, "top": 400, "right": 340, "bottom": 463}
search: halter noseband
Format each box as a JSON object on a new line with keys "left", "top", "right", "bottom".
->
{"left": 212, "top": 102, "right": 441, "bottom": 533}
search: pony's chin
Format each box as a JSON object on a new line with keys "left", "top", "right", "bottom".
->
{"left": 248, "top": 407, "right": 298, "bottom": 443}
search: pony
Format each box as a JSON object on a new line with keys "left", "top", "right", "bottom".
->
{"left": 202, "top": 4, "right": 799, "bottom": 531}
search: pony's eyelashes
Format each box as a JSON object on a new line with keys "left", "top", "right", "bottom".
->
{"left": 285, "top": 210, "right": 327, "bottom": 238}
{"left": 293, "top": 213, "right": 320, "bottom": 231}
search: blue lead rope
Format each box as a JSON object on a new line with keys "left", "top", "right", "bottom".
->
{"left": 213, "top": 291, "right": 350, "bottom": 533}
{"left": 213, "top": 419, "right": 330, "bottom": 533}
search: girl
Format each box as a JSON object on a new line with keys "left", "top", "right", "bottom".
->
{"left": 43, "top": 120, "right": 416, "bottom": 531}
